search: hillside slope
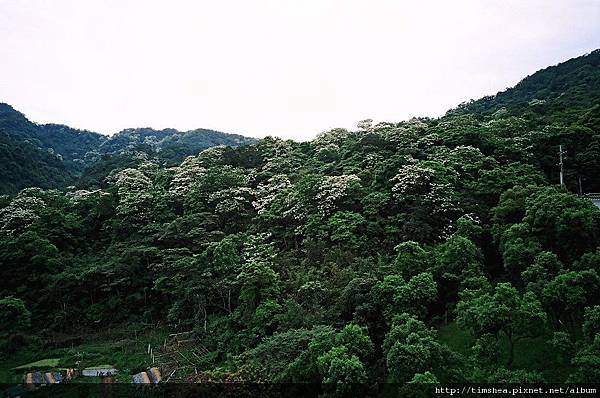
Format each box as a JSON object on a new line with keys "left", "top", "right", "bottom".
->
{"left": 2, "top": 49, "right": 600, "bottom": 386}
{"left": 450, "top": 49, "right": 600, "bottom": 125}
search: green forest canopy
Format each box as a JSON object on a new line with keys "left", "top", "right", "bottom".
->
{"left": 2, "top": 49, "right": 600, "bottom": 388}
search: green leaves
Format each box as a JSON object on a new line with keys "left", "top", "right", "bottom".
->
{"left": 383, "top": 314, "right": 442, "bottom": 383}
{"left": 457, "top": 282, "right": 546, "bottom": 366}
{"left": 4, "top": 50, "right": 600, "bottom": 383}
{"left": 0, "top": 296, "right": 31, "bottom": 336}
{"left": 373, "top": 272, "right": 437, "bottom": 321}
{"left": 541, "top": 270, "right": 600, "bottom": 327}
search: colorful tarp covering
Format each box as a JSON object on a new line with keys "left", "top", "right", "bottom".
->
{"left": 132, "top": 368, "right": 161, "bottom": 384}
{"left": 23, "top": 371, "right": 62, "bottom": 385}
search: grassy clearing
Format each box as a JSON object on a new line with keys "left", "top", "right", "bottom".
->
{"left": 0, "top": 325, "right": 170, "bottom": 383}
{"left": 13, "top": 358, "right": 60, "bottom": 370}
{"left": 437, "top": 321, "right": 473, "bottom": 356}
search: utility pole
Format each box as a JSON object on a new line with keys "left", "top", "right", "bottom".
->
{"left": 559, "top": 145, "right": 565, "bottom": 188}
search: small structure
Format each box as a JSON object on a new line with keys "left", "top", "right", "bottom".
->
{"left": 585, "top": 193, "right": 600, "bottom": 208}
{"left": 132, "top": 372, "right": 151, "bottom": 384}
{"left": 23, "top": 371, "right": 62, "bottom": 385}
{"left": 132, "top": 367, "right": 161, "bottom": 384}
{"left": 81, "top": 365, "right": 118, "bottom": 377}
{"left": 148, "top": 367, "right": 161, "bottom": 383}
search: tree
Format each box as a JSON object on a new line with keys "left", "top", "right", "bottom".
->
{"left": 383, "top": 314, "right": 442, "bottom": 383}
{"left": 523, "top": 187, "right": 600, "bottom": 262}
{"left": 0, "top": 296, "right": 31, "bottom": 352}
{"left": 410, "top": 371, "right": 438, "bottom": 383}
{"left": 0, "top": 296, "right": 31, "bottom": 335}
{"left": 393, "top": 241, "right": 431, "bottom": 279}
{"left": 108, "top": 167, "right": 156, "bottom": 227}
{"left": 457, "top": 283, "right": 546, "bottom": 367}
{"left": 568, "top": 335, "right": 600, "bottom": 383}
{"left": 498, "top": 223, "right": 542, "bottom": 279}
{"left": 522, "top": 251, "right": 563, "bottom": 295}
{"left": 372, "top": 273, "right": 437, "bottom": 321}
{"left": 582, "top": 305, "right": 600, "bottom": 342}
{"left": 237, "top": 260, "right": 280, "bottom": 318}
{"left": 327, "top": 211, "right": 366, "bottom": 250}
{"left": 433, "top": 235, "right": 484, "bottom": 312}
{"left": 317, "top": 345, "right": 367, "bottom": 396}
{"left": 541, "top": 270, "right": 600, "bottom": 329}
{"left": 486, "top": 368, "right": 545, "bottom": 383}
{"left": 551, "top": 332, "right": 575, "bottom": 363}
{"left": 434, "top": 235, "right": 483, "bottom": 282}
{"left": 335, "top": 323, "right": 373, "bottom": 360}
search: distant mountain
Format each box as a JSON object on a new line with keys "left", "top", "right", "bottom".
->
{"left": 95, "top": 127, "right": 256, "bottom": 165}
{"left": 0, "top": 103, "right": 257, "bottom": 194}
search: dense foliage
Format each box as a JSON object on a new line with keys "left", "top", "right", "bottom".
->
{"left": 2, "top": 50, "right": 600, "bottom": 389}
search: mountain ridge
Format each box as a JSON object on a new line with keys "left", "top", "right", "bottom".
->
{"left": 0, "top": 103, "right": 258, "bottom": 193}
{"left": 2, "top": 48, "right": 600, "bottom": 194}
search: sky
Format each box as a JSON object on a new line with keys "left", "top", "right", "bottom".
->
{"left": 1, "top": 1, "right": 600, "bottom": 141}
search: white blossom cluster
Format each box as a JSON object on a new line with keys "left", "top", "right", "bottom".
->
{"left": 440, "top": 213, "right": 481, "bottom": 240}
{"left": 209, "top": 187, "right": 254, "bottom": 215}
{"left": 391, "top": 164, "right": 436, "bottom": 197}
{"left": 131, "top": 151, "right": 150, "bottom": 161}
{"left": 362, "top": 153, "right": 384, "bottom": 169}
{"left": 313, "top": 128, "right": 352, "bottom": 148}
{"left": 416, "top": 133, "right": 442, "bottom": 149}
{"left": 528, "top": 98, "right": 546, "bottom": 106}
{"left": 198, "top": 145, "right": 228, "bottom": 164}
{"left": 0, "top": 195, "right": 45, "bottom": 235}
{"left": 423, "top": 183, "right": 460, "bottom": 215}
{"left": 66, "top": 189, "right": 110, "bottom": 204}
{"left": 262, "top": 140, "right": 296, "bottom": 174}
{"left": 109, "top": 168, "right": 154, "bottom": 221}
{"left": 243, "top": 232, "right": 275, "bottom": 264}
{"left": 315, "top": 174, "right": 361, "bottom": 215}
{"left": 315, "top": 143, "right": 340, "bottom": 158}
{"left": 281, "top": 189, "right": 307, "bottom": 229}
{"left": 169, "top": 157, "right": 207, "bottom": 196}
{"left": 442, "top": 146, "right": 486, "bottom": 174}
{"left": 450, "top": 145, "right": 484, "bottom": 159}
{"left": 252, "top": 175, "right": 291, "bottom": 214}
{"left": 110, "top": 168, "right": 152, "bottom": 191}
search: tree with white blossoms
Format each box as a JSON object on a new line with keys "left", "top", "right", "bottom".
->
{"left": 197, "top": 145, "right": 228, "bottom": 167}
{"left": 237, "top": 233, "right": 280, "bottom": 317}
{"left": 391, "top": 163, "right": 437, "bottom": 197}
{"left": 391, "top": 161, "right": 459, "bottom": 210}
{"left": 380, "top": 119, "right": 431, "bottom": 150}
{"left": 315, "top": 143, "right": 340, "bottom": 162}
{"left": 258, "top": 137, "right": 300, "bottom": 175}
{"left": 252, "top": 175, "right": 292, "bottom": 215}
{"left": 314, "top": 128, "right": 354, "bottom": 149}
{"left": 182, "top": 166, "right": 253, "bottom": 222}
{"left": 391, "top": 161, "right": 461, "bottom": 242}
{"left": 357, "top": 118, "right": 373, "bottom": 131}
{"left": 108, "top": 167, "right": 155, "bottom": 225}
{"left": 168, "top": 156, "right": 207, "bottom": 196}
{"left": 209, "top": 186, "right": 255, "bottom": 220}
{"left": 66, "top": 189, "right": 110, "bottom": 205}
{"left": 0, "top": 190, "right": 46, "bottom": 236}
{"left": 315, "top": 174, "right": 362, "bottom": 216}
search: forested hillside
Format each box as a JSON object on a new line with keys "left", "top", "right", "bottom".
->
{"left": 2, "top": 50, "right": 600, "bottom": 392}
{"left": 0, "top": 104, "right": 257, "bottom": 193}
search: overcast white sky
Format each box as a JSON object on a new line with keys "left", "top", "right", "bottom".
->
{"left": 1, "top": 0, "right": 599, "bottom": 140}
